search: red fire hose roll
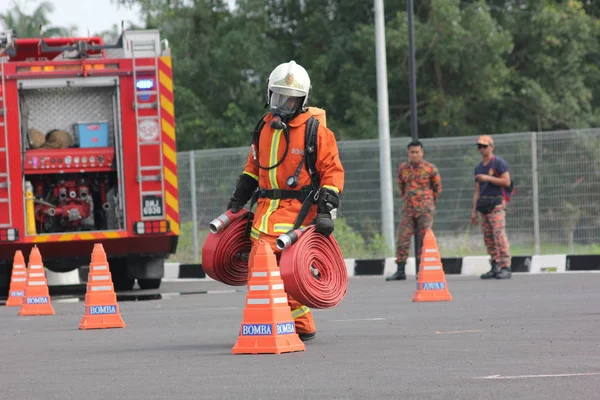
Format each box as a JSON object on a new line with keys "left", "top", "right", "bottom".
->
{"left": 201, "top": 209, "right": 252, "bottom": 286}
{"left": 279, "top": 225, "right": 348, "bottom": 309}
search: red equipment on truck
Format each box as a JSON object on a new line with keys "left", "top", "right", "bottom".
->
{"left": 0, "top": 28, "right": 180, "bottom": 293}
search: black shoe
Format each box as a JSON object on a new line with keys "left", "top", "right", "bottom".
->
{"left": 386, "top": 262, "right": 407, "bottom": 281}
{"left": 480, "top": 269, "right": 496, "bottom": 279}
{"left": 480, "top": 261, "right": 499, "bottom": 279}
{"left": 299, "top": 332, "right": 316, "bottom": 342}
{"left": 386, "top": 270, "right": 406, "bottom": 281}
{"left": 495, "top": 267, "right": 512, "bottom": 279}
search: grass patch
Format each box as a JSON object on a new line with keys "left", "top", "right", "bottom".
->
{"left": 167, "top": 219, "right": 600, "bottom": 263}
{"left": 168, "top": 217, "right": 394, "bottom": 263}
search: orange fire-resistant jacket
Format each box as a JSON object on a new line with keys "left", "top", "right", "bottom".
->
{"left": 242, "top": 107, "right": 345, "bottom": 238}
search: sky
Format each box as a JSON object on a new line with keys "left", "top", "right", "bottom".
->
{"left": 1, "top": 0, "right": 238, "bottom": 37}
{"left": 1, "top": 0, "right": 145, "bottom": 36}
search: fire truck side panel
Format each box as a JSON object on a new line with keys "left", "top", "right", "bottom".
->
{"left": 3, "top": 78, "right": 25, "bottom": 232}
{"left": 116, "top": 70, "right": 139, "bottom": 234}
{"left": 157, "top": 56, "right": 180, "bottom": 236}
{"left": 10, "top": 236, "right": 174, "bottom": 260}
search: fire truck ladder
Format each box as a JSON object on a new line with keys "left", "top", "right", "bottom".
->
{"left": 131, "top": 38, "right": 165, "bottom": 220}
{"left": 0, "top": 60, "right": 12, "bottom": 228}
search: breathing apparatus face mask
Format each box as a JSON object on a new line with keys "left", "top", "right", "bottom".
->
{"left": 269, "top": 92, "right": 303, "bottom": 129}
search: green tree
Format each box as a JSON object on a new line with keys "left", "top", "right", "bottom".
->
{"left": 113, "top": 0, "right": 600, "bottom": 149}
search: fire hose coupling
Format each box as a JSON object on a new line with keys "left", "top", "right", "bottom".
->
{"left": 209, "top": 208, "right": 248, "bottom": 234}
{"left": 276, "top": 227, "right": 305, "bottom": 251}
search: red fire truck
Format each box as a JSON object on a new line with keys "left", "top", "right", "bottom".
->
{"left": 0, "top": 28, "right": 180, "bottom": 293}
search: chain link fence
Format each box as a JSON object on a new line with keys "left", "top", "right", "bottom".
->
{"left": 171, "top": 128, "right": 600, "bottom": 263}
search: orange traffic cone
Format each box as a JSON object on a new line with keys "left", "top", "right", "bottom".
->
{"left": 413, "top": 229, "right": 452, "bottom": 302}
{"left": 19, "top": 246, "right": 55, "bottom": 315}
{"left": 232, "top": 239, "right": 305, "bottom": 355}
{"left": 6, "top": 250, "right": 27, "bottom": 306}
{"left": 79, "top": 243, "right": 125, "bottom": 330}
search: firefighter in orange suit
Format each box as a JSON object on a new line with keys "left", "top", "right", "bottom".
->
{"left": 225, "top": 60, "right": 345, "bottom": 342}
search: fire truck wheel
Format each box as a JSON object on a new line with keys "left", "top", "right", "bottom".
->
{"left": 109, "top": 259, "right": 135, "bottom": 291}
{"left": 0, "top": 263, "right": 9, "bottom": 297}
{"left": 137, "top": 278, "right": 161, "bottom": 290}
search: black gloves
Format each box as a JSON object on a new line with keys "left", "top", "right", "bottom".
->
{"left": 227, "top": 173, "right": 258, "bottom": 213}
{"left": 314, "top": 188, "right": 340, "bottom": 237}
{"left": 315, "top": 213, "right": 335, "bottom": 237}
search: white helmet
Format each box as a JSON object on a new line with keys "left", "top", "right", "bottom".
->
{"left": 266, "top": 60, "right": 311, "bottom": 118}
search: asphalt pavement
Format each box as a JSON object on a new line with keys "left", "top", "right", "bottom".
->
{"left": 1, "top": 273, "right": 600, "bottom": 400}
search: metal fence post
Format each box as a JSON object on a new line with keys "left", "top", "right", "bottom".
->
{"left": 531, "top": 132, "right": 541, "bottom": 255}
{"left": 189, "top": 150, "right": 199, "bottom": 263}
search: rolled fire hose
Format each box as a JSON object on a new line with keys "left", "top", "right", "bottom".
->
{"left": 278, "top": 225, "right": 348, "bottom": 309}
{"left": 203, "top": 210, "right": 348, "bottom": 309}
{"left": 202, "top": 209, "right": 253, "bottom": 286}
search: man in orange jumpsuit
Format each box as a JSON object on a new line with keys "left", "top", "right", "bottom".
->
{"left": 225, "top": 60, "right": 345, "bottom": 342}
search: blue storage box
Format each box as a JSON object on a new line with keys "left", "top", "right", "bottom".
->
{"left": 74, "top": 122, "right": 109, "bottom": 148}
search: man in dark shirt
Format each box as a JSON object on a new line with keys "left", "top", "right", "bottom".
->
{"left": 470, "top": 135, "right": 512, "bottom": 279}
{"left": 386, "top": 140, "right": 442, "bottom": 281}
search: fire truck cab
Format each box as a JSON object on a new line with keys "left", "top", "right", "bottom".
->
{"left": 0, "top": 28, "right": 180, "bottom": 293}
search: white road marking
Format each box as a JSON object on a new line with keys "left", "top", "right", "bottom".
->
{"left": 331, "top": 317, "right": 386, "bottom": 322}
{"left": 206, "top": 290, "right": 239, "bottom": 295}
{"left": 476, "top": 372, "right": 600, "bottom": 380}
{"left": 435, "top": 329, "right": 484, "bottom": 335}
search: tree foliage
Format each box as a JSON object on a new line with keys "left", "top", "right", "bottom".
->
{"left": 0, "top": 1, "right": 73, "bottom": 37}
{"left": 11, "top": 0, "right": 600, "bottom": 150}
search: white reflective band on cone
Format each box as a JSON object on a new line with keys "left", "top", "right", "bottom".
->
{"left": 248, "top": 298, "right": 270, "bottom": 304}
{"left": 249, "top": 285, "right": 269, "bottom": 291}
{"left": 91, "top": 285, "right": 112, "bottom": 291}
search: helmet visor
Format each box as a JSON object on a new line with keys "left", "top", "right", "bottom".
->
{"left": 269, "top": 92, "right": 302, "bottom": 117}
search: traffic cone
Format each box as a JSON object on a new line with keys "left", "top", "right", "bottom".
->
{"left": 19, "top": 246, "right": 55, "bottom": 315}
{"left": 412, "top": 229, "right": 452, "bottom": 302}
{"left": 79, "top": 243, "right": 125, "bottom": 330}
{"left": 232, "top": 239, "right": 305, "bottom": 355}
{"left": 6, "top": 250, "right": 27, "bottom": 306}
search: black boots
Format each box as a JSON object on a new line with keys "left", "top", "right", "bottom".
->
{"left": 299, "top": 332, "right": 316, "bottom": 342}
{"left": 480, "top": 261, "right": 498, "bottom": 279}
{"left": 386, "top": 262, "right": 407, "bottom": 281}
{"left": 495, "top": 267, "right": 512, "bottom": 279}
{"left": 480, "top": 260, "right": 512, "bottom": 280}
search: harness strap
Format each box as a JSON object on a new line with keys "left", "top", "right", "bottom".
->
{"left": 246, "top": 186, "right": 319, "bottom": 236}
{"left": 244, "top": 114, "right": 322, "bottom": 237}
{"left": 257, "top": 187, "right": 312, "bottom": 200}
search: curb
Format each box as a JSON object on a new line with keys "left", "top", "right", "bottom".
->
{"left": 164, "top": 253, "right": 600, "bottom": 280}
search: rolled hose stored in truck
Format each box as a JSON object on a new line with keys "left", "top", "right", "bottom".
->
{"left": 202, "top": 211, "right": 348, "bottom": 308}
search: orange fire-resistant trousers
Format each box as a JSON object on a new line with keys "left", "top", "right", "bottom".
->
{"left": 249, "top": 233, "right": 316, "bottom": 335}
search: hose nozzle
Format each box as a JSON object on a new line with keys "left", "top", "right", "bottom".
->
{"left": 209, "top": 209, "right": 246, "bottom": 234}
{"left": 209, "top": 214, "right": 230, "bottom": 234}
{"left": 276, "top": 228, "right": 304, "bottom": 251}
